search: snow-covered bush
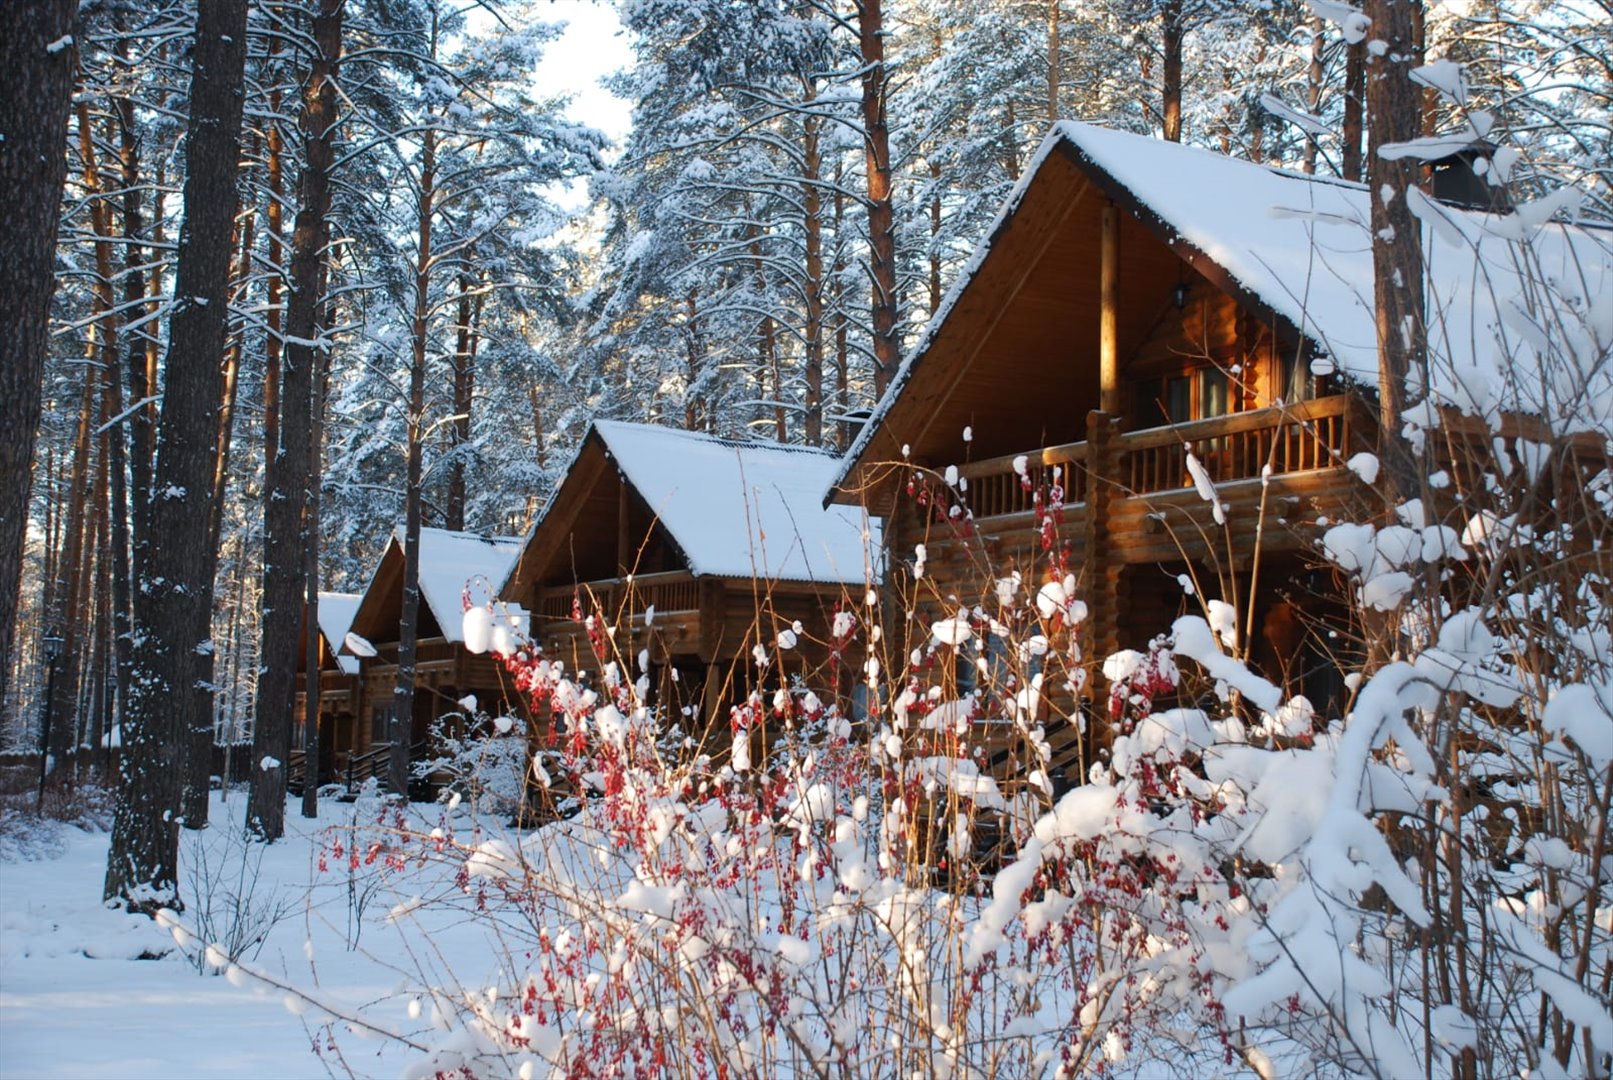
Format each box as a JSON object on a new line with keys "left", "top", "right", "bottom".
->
{"left": 412, "top": 709, "right": 530, "bottom": 818}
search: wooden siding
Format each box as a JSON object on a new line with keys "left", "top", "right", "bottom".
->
{"left": 890, "top": 394, "right": 1376, "bottom": 659}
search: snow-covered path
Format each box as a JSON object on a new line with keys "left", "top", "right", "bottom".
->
{"left": 0, "top": 793, "right": 461, "bottom": 1079}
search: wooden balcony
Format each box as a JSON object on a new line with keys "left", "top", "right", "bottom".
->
{"left": 534, "top": 569, "right": 703, "bottom": 624}
{"left": 955, "top": 394, "right": 1370, "bottom": 528}
{"left": 903, "top": 395, "right": 1376, "bottom": 655}
{"left": 531, "top": 569, "right": 708, "bottom": 665}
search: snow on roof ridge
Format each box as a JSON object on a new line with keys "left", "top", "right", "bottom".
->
{"left": 396, "top": 523, "right": 523, "bottom": 547}
{"left": 592, "top": 418, "right": 842, "bottom": 459}
{"left": 576, "top": 419, "right": 877, "bottom": 585}
{"left": 395, "top": 526, "right": 525, "bottom": 643}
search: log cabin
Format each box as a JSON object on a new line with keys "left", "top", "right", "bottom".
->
{"left": 290, "top": 591, "right": 362, "bottom": 787}
{"left": 829, "top": 121, "right": 1611, "bottom": 785}
{"left": 341, "top": 526, "right": 525, "bottom": 782}
{"left": 501, "top": 420, "right": 877, "bottom": 738}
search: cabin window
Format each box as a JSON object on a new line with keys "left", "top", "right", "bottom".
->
{"left": 371, "top": 704, "right": 392, "bottom": 744}
{"left": 1200, "top": 368, "right": 1229, "bottom": 418}
{"left": 1165, "top": 375, "right": 1193, "bottom": 423}
{"left": 1135, "top": 368, "right": 1230, "bottom": 429}
{"left": 1282, "top": 350, "right": 1317, "bottom": 402}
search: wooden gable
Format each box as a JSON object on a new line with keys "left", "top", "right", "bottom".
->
{"left": 837, "top": 137, "right": 1311, "bottom": 505}
{"left": 502, "top": 432, "right": 688, "bottom": 607}
{"left": 346, "top": 536, "right": 446, "bottom": 651}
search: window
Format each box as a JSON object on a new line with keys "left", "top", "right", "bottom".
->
{"left": 1200, "top": 368, "right": 1228, "bottom": 418}
{"left": 1282, "top": 350, "right": 1317, "bottom": 403}
{"left": 371, "top": 704, "right": 391, "bottom": 744}
{"left": 1134, "top": 366, "right": 1232, "bottom": 429}
{"left": 1165, "top": 375, "right": 1193, "bottom": 423}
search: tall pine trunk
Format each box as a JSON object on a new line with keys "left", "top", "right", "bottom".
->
{"left": 1363, "top": 0, "right": 1425, "bottom": 507}
{"left": 301, "top": 296, "right": 332, "bottom": 820}
{"left": 1342, "top": 40, "right": 1366, "bottom": 181}
{"left": 46, "top": 343, "right": 96, "bottom": 765}
{"left": 856, "top": 0, "right": 899, "bottom": 397}
{"left": 1161, "top": 0, "right": 1184, "bottom": 142}
{"left": 249, "top": 0, "right": 345, "bottom": 840}
{"left": 106, "top": 0, "right": 250, "bottom": 907}
{"left": 444, "top": 271, "right": 477, "bottom": 532}
{"left": 391, "top": 118, "right": 436, "bottom": 799}
{"left": 0, "top": 0, "right": 79, "bottom": 722}
{"left": 802, "top": 104, "right": 826, "bottom": 448}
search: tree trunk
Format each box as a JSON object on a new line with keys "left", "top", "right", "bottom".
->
{"left": 301, "top": 334, "right": 328, "bottom": 820}
{"left": 209, "top": 194, "right": 255, "bottom": 556}
{"left": 445, "top": 272, "right": 476, "bottom": 532}
{"left": 802, "top": 99, "right": 825, "bottom": 448}
{"left": 1342, "top": 40, "right": 1366, "bottom": 182}
{"left": 832, "top": 162, "right": 851, "bottom": 451}
{"left": 1047, "top": 0, "right": 1061, "bottom": 123}
{"left": 1363, "top": 0, "right": 1426, "bottom": 508}
{"left": 248, "top": 0, "right": 344, "bottom": 841}
{"left": 1304, "top": 20, "right": 1324, "bottom": 174}
{"left": 683, "top": 288, "right": 704, "bottom": 432}
{"left": 392, "top": 118, "right": 436, "bottom": 799}
{"left": 856, "top": 0, "right": 900, "bottom": 397}
{"left": 61, "top": 102, "right": 122, "bottom": 763}
{"left": 1162, "top": 0, "right": 1184, "bottom": 142}
{"left": 106, "top": 0, "right": 249, "bottom": 908}
{"left": 0, "top": 0, "right": 78, "bottom": 719}
{"left": 46, "top": 353, "right": 96, "bottom": 765}
{"left": 264, "top": 40, "right": 286, "bottom": 479}
{"left": 110, "top": 29, "right": 147, "bottom": 737}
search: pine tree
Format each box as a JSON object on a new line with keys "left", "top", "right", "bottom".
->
{"left": 106, "top": 0, "right": 250, "bottom": 908}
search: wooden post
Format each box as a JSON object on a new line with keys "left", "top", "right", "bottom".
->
{"left": 616, "top": 484, "right": 631, "bottom": 577}
{"left": 1100, "top": 203, "right": 1120, "bottom": 414}
{"left": 1081, "top": 409, "right": 1124, "bottom": 712}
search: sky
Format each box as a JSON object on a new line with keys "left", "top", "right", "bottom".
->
{"left": 527, "top": 0, "right": 635, "bottom": 148}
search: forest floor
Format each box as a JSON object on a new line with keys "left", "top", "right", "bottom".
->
{"left": 0, "top": 787, "right": 497, "bottom": 1079}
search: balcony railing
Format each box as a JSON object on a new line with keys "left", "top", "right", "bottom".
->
{"left": 537, "top": 569, "right": 703, "bottom": 624}
{"left": 1120, "top": 394, "right": 1365, "bottom": 494}
{"left": 959, "top": 442, "right": 1089, "bottom": 518}
{"left": 953, "top": 395, "right": 1368, "bottom": 522}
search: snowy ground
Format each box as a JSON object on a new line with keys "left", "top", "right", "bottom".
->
{"left": 0, "top": 790, "right": 498, "bottom": 1080}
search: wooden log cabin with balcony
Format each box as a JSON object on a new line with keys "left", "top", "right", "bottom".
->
{"left": 829, "top": 121, "right": 1613, "bottom": 783}
{"left": 501, "top": 420, "right": 877, "bottom": 734}
{"left": 832, "top": 124, "right": 1425, "bottom": 786}
{"left": 341, "top": 527, "right": 525, "bottom": 778}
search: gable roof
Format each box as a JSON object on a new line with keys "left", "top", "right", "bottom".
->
{"left": 507, "top": 421, "right": 877, "bottom": 595}
{"left": 315, "top": 592, "right": 362, "bottom": 674}
{"left": 834, "top": 121, "right": 1612, "bottom": 497}
{"left": 347, "top": 527, "right": 522, "bottom": 649}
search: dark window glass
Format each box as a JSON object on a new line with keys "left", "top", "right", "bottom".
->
{"left": 1284, "top": 351, "right": 1315, "bottom": 402}
{"left": 1135, "top": 377, "right": 1166, "bottom": 428}
{"left": 1166, "top": 375, "right": 1192, "bottom": 424}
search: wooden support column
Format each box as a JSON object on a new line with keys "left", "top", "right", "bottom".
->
{"left": 616, "top": 483, "right": 631, "bottom": 576}
{"left": 1081, "top": 409, "right": 1125, "bottom": 710}
{"left": 1099, "top": 202, "right": 1120, "bottom": 414}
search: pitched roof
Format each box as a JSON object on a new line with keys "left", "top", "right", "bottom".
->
{"left": 511, "top": 421, "right": 878, "bottom": 592}
{"left": 834, "top": 121, "right": 1612, "bottom": 496}
{"left": 315, "top": 591, "right": 362, "bottom": 674}
{"left": 348, "top": 527, "right": 523, "bottom": 649}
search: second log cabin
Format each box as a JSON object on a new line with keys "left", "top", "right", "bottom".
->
{"left": 501, "top": 420, "right": 878, "bottom": 737}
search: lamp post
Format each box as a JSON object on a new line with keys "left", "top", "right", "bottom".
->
{"left": 36, "top": 632, "right": 64, "bottom": 811}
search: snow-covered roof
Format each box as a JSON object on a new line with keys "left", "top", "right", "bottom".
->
{"left": 410, "top": 527, "right": 523, "bottom": 643}
{"left": 315, "top": 591, "right": 362, "bottom": 674}
{"left": 535, "top": 421, "right": 877, "bottom": 585}
{"left": 835, "top": 121, "right": 1612, "bottom": 494}
{"left": 1059, "top": 122, "right": 1610, "bottom": 425}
